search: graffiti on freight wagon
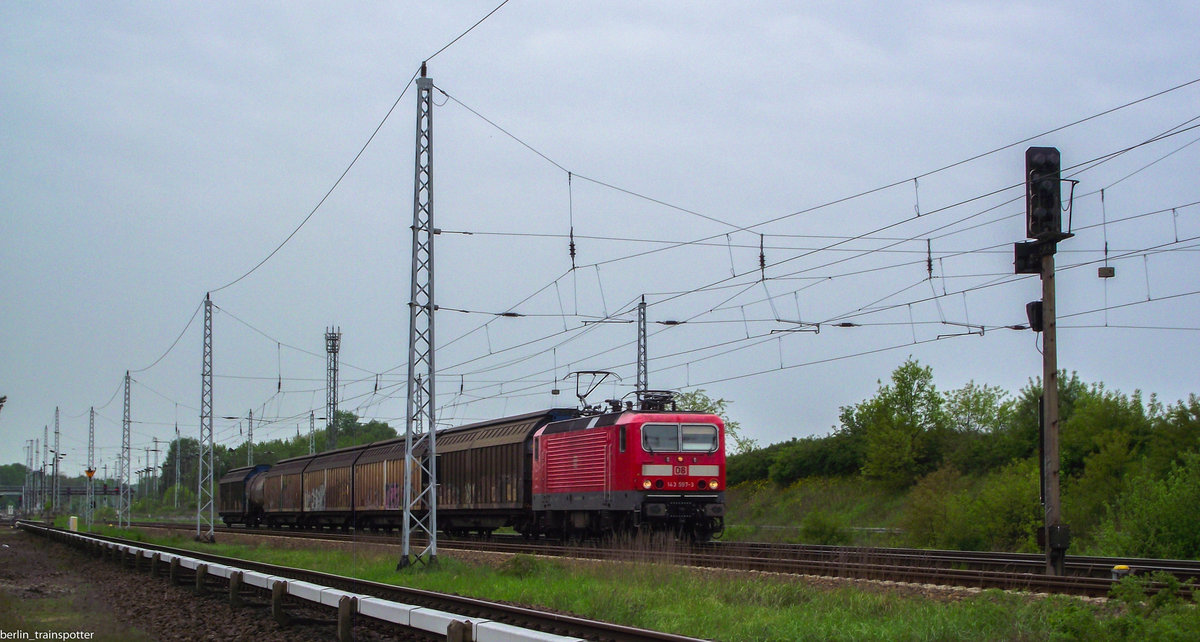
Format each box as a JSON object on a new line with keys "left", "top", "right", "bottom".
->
{"left": 305, "top": 484, "right": 326, "bottom": 511}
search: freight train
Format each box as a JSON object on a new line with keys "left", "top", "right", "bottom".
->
{"left": 218, "top": 401, "right": 726, "bottom": 541}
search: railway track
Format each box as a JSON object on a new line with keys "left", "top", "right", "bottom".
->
{"left": 22, "top": 521, "right": 705, "bottom": 642}
{"left": 128, "top": 520, "right": 1195, "bottom": 598}
{"left": 712, "top": 540, "right": 1200, "bottom": 583}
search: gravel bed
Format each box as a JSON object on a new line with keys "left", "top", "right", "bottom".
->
{"left": 0, "top": 526, "right": 425, "bottom": 641}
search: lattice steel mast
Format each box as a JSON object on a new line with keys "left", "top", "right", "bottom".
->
{"left": 119, "top": 372, "right": 131, "bottom": 527}
{"left": 174, "top": 424, "right": 180, "bottom": 508}
{"left": 246, "top": 410, "right": 254, "bottom": 466}
{"left": 151, "top": 438, "right": 161, "bottom": 498}
{"left": 196, "top": 293, "right": 215, "bottom": 542}
{"left": 325, "top": 327, "right": 341, "bottom": 450}
{"left": 308, "top": 411, "right": 316, "bottom": 455}
{"left": 38, "top": 432, "right": 45, "bottom": 514}
{"left": 23, "top": 440, "right": 33, "bottom": 515}
{"left": 86, "top": 407, "right": 95, "bottom": 528}
{"left": 52, "top": 407, "right": 60, "bottom": 512}
{"left": 400, "top": 63, "right": 438, "bottom": 569}
{"left": 637, "top": 295, "right": 648, "bottom": 393}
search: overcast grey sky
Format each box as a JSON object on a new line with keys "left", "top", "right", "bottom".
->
{"left": 2, "top": 2, "right": 1198, "bottom": 477}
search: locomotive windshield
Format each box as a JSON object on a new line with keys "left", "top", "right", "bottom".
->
{"left": 642, "top": 423, "right": 718, "bottom": 453}
{"left": 682, "top": 424, "right": 719, "bottom": 451}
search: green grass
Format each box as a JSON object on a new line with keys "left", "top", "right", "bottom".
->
{"left": 113, "top": 531, "right": 1200, "bottom": 641}
{"left": 723, "top": 477, "right": 907, "bottom": 546}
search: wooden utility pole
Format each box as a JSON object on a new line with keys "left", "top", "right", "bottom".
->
{"left": 1041, "top": 250, "right": 1066, "bottom": 575}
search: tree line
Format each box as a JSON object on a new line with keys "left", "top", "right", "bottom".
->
{"left": 727, "top": 359, "right": 1200, "bottom": 558}
{"left": 3, "top": 411, "right": 396, "bottom": 514}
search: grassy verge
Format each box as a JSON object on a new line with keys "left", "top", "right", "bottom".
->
{"left": 73, "top": 525, "right": 1199, "bottom": 642}
{"left": 724, "top": 478, "right": 907, "bottom": 546}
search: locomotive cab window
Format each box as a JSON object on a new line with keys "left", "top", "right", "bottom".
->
{"left": 681, "top": 424, "right": 719, "bottom": 452}
{"left": 642, "top": 423, "right": 718, "bottom": 453}
{"left": 642, "top": 424, "right": 678, "bottom": 452}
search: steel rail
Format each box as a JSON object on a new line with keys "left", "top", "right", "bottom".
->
{"left": 135, "top": 519, "right": 1200, "bottom": 582}
{"left": 22, "top": 521, "right": 706, "bottom": 642}
{"left": 126, "top": 521, "right": 1179, "bottom": 599}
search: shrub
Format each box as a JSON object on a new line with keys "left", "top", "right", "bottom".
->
{"left": 945, "top": 458, "right": 1040, "bottom": 552}
{"left": 901, "top": 466, "right": 962, "bottom": 548}
{"left": 499, "top": 554, "right": 551, "bottom": 577}
{"left": 1094, "top": 451, "right": 1200, "bottom": 559}
{"left": 798, "top": 510, "right": 850, "bottom": 545}
{"left": 899, "top": 459, "right": 1039, "bottom": 552}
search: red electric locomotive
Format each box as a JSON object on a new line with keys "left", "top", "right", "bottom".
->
{"left": 217, "top": 389, "right": 727, "bottom": 542}
{"left": 531, "top": 395, "right": 726, "bottom": 541}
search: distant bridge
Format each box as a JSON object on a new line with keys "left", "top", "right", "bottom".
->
{"left": 0, "top": 485, "right": 121, "bottom": 498}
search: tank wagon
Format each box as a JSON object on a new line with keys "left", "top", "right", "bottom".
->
{"left": 217, "top": 403, "right": 725, "bottom": 540}
{"left": 216, "top": 464, "right": 269, "bottom": 527}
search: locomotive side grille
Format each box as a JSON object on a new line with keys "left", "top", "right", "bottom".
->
{"left": 544, "top": 430, "right": 607, "bottom": 492}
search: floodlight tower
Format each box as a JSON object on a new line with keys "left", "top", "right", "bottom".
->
{"left": 325, "top": 328, "right": 341, "bottom": 450}
{"left": 400, "top": 63, "right": 438, "bottom": 569}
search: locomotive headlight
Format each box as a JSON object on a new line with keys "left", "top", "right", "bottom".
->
{"left": 711, "top": 479, "right": 720, "bottom": 489}
{"left": 642, "top": 479, "right": 652, "bottom": 490}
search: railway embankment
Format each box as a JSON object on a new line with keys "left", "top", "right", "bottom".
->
{"left": 44, "top": 522, "right": 1200, "bottom": 641}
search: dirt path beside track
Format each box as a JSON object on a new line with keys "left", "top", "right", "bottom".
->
{"left": 0, "top": 526, "right": 395, "bottom": 641}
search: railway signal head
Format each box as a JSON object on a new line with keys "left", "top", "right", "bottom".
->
{"left": 1026, "top": 146, "right": 1062, "bottom": 239}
